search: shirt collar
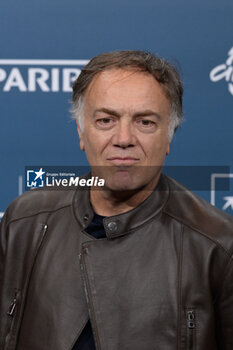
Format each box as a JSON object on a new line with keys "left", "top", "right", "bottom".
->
{"left": 73, "top": 173, "right": 169, "bottom": 239}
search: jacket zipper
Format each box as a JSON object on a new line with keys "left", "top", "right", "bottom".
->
{"left": 79, "top": 252, "right": 101, "bottom": 350}
{"left": 7, "top": 289, "right": 21, "bottom": 317}
{"left": 4, "top": 289, "right": 21, "bottom": 350}
{"left": 187, "top": 310, "right": 195, "bottom": 350}
{"left": 7, "top": 293, "right": 18, "bottom": 317}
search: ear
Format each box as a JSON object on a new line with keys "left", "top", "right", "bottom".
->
{"left": 76, "top": 121, "right": 85, "bottom": 151}
{"left": 166, "top": 143, "right": 170, "bottom": 156}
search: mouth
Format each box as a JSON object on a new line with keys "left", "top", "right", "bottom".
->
{"left": 106, "top": 157, "right": 140, "bottom": 166}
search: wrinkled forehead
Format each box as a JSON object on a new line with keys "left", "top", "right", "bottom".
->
{"left": 82, "top": 68, "right": 172, "bottom": 111}
{"left": 85, "top": 67, "right": 156, "bottom": 91}
{"left": 82, "top": 68, "right": 171, "bottom": 118}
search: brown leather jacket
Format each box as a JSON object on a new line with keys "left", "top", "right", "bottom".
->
{"left": 0, "top": 174, "right": 233, "bottom": 350}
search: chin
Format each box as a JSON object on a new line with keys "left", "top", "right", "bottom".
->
{"left": 92, "top": 166, "right": 161, "bottom": 193}
{"left": 103, "top": 171, "right": 149, "bottom": 192}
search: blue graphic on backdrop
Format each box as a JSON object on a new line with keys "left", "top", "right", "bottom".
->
{"left": 0, "top": 59, "right": 88, "bottom": 93}
{"left": 210, "top": 47, "right": 233, "bottom": 95}
{"left": 211, "top": 174, "right": 233, "bottom": 215}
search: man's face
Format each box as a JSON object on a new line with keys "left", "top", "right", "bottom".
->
{"left": 77, "top": 68, "right": 171, "bottom": 191}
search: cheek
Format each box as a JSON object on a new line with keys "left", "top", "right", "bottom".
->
{"left": 83, "top": 133, "right": 109, "bottom": 158}
{"left": 143, "top": 138, "right": 169, "bottom": 162}
{"left": 143, "top": 138, "right": 163, "bottom": 153}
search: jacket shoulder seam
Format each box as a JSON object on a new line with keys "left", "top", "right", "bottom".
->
{"left": 162, "top": 209, "right": 233, "bottom": 259}
{"left": 6, "top": 204, "right": 72, "bottom": 226}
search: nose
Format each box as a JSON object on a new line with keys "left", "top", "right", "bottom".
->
{"left": 112, "top": 119, "right": 136, "bottom": 148}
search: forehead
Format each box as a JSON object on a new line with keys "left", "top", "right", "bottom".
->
{"left": 83, "top": 68, "right": 170, "bottom": 112}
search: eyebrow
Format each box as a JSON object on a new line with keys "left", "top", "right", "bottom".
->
{"left": 93, "top": 107, "right": 162, "bottom": 120}
{"left": 94, "top": 107, "right": 121, "bottom": 117}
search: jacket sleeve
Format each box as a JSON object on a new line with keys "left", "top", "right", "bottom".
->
{"left": 216, "top": 256, "right": 233, "bottom": 350}
{"left": 0, "top": 210, "right": 9, "bottom": 346}
{"left": 0, "top": 210, "right": 8, "bottom": 300}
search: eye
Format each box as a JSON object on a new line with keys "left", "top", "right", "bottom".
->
{"left": 140, "top": 119, "right": 154, "bottom": 126}
{"left": 98, "top": 118, "right": 112, "bottom": 124}
{"left": 136, "top": 118, "right": 156, "bottom": 127}
{"left": 135, "top": 117, "right": 158, "bottom": 133}
{"left": 96, "top": 117, "right": 115, "bottom": 129}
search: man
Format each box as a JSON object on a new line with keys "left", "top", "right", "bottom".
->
{"left": 0, "top": 51, "right": 233, "bottom": 350}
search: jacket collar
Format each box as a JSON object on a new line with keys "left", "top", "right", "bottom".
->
{"left": 73, "top": 173, "right": 169, "bottom": 239}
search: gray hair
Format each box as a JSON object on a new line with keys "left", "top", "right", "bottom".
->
{"left": 71, "top": 50, "right": 183, "bottom": 142}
